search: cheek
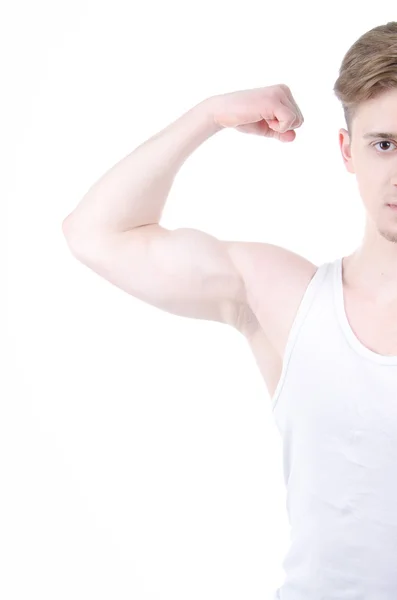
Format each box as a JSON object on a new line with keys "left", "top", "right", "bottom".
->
{"left": 356, "top": 174, "right": 378, "bottom": 203}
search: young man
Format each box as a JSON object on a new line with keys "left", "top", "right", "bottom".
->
{"left": 63, "top": 21, "right": 397, "bottom": 599}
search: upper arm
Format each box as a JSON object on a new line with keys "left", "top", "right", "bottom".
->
{"left": 64, "top": 223, "right": 316, "bottom": 338}
{"left": 64, "top": 223, "right": 250, "bottom": 327}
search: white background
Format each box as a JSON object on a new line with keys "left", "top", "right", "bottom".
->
{"left": 4, "top": 1, "right": 391, "bottom": 599}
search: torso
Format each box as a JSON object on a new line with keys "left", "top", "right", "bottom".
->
{"left": 243, "top": 326, "right": 284, "bottom": 400}
{"left": 238, "top": 259, "right": 319, "bottom": 399}
{"left": 339, "top": 265, "right": 397, "bottom": 357}
{"left": 240, "top": 255, "right": 397, "bottom": 400}
{"left": 343, "top": 300, "right": 397, "bottom": 356}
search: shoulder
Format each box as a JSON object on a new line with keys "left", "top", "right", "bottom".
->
{"left": 227, "top": 241, "right": 319, "bottom": 341}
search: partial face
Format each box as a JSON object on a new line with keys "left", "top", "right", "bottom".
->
{"left": 339, "top": 88, "right": 397, "bottom": 243}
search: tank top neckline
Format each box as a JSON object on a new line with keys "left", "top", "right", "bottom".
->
{"left": 333, "top": 256, "right": 397, "bottom": 365}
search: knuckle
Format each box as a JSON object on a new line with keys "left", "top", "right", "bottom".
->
{"left": 279, "top": 83, "right": 290, "bottom": 92}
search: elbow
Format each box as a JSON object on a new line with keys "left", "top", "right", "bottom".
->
{"left": 62, "top": 214, "right": 77, "bottom": 238}
{"left": 62, "top": 215, "right": 86, "bottom": 256}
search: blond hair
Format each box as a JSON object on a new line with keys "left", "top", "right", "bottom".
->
{"left": 333, "top": 21, "right": 397, "bottom": 137}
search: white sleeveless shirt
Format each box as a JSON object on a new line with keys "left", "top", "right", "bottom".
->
{"left": 272, "top": 257, "right": 397, "bottom": 599}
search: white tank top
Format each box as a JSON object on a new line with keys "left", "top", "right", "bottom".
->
{"left": 271, "top": 256, "right": 397, "bottom": 599}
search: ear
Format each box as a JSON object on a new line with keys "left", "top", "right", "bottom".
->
{"left": 339, "top": 128, "right": 355, "bottom": 174}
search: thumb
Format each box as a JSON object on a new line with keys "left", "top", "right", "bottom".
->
{"left": 278, "top": 129, "right": 296, "bottom": 142}
{"left": 268, "top": 118, "right": 290, "bottom": 133}
{"left": 267, "top": 119, "right": 296, "bottom": 141}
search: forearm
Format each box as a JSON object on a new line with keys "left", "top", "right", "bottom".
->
{"left": 63, "top": 96, "right": 223, "bottom": 237}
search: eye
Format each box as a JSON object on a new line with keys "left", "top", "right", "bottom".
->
{"left": 373, "top": 140, "right": 397, "bottom": 152}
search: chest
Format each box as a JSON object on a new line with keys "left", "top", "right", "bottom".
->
{"left": 245, "top": 286, "right": 397, "bottom": 402}
{"left": 343, "top": 291, "right": 397, "bottom": 356}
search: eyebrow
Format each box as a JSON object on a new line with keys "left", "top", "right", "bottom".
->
{"left": 363, "top": 132, "right": 397, "bottom": 140}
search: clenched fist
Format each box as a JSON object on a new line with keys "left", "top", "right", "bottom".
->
{"left": 212, "top": 84, "right": 304, "bottom": 142}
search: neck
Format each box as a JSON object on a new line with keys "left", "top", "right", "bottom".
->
{"left": 345, "top": 248, "right": 397, "bottom": 304}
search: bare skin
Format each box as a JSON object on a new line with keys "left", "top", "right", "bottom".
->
{"left": 63, "top": 85, "right": 397, "bottom": 401}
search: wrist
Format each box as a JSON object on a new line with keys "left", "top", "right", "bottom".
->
{"left": 197, "top": 96, "right": 224, "bottom": 136}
